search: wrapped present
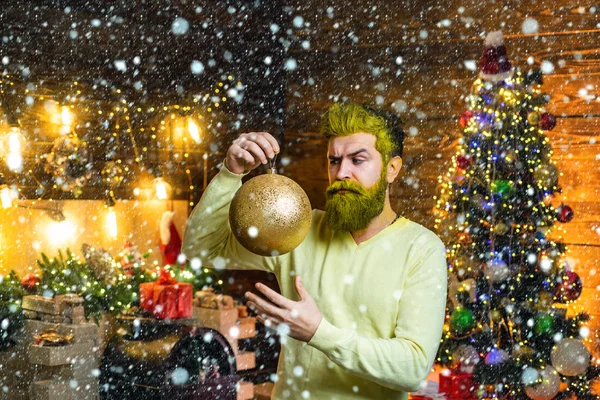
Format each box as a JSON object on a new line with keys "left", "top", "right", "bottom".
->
{"left": 140, "top": 269, "right": 192, "bottom": 319}
{"left": 439, "top": 368, "right": 476, "bottom": 399}
{"left": 409, "top": 380, "right": 446, "bottom": 400}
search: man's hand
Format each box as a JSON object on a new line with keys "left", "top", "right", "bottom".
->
{"left": 225, "top": 132, "right": 280, "bottom": 174}
{"left": 245, "top": 275, "right": 322, "bottom": 343}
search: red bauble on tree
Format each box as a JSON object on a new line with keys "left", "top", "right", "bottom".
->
{"left": 457, "top": 155, "right": 472, "bottom": 170}
{"left": 20, "top": 273, "right": 40, "bottom": 292}
{"left": 557, "top": 204, "right": 574, "bottom": 223}
{"left": 540, "top": 112, "right": 557, "bottom": 131}
{"left": 554, "top": 270, "right": 582, "bottom": 303}
{"left": 459, "top": 111, "right": 475, "bottom": 129}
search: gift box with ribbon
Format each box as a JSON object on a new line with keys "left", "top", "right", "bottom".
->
{"left": 438, "top": 368, "right": 476, "bottom": 399}
{"left": 139, "top": 269, "right": 193, "bottom": 319}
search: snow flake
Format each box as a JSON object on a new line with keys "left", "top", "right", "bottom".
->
{"left": 172, "top": 18, "right": 190, "bottom": 35}
{"left": 284, "top": 59, "right": 297, "bottom": 71}
{"left": 522, "top": 18, "right": 539, "bottom": 34}
{"left": 293, "top": 16, "right": 304, "bottom": 28}
{"left": 540, "top": 60, "right": 555, "bottom": 74}
{"left": 190, "top": 60, "right": 205, "bottom": 74}
{"left": 114, "top": 60, "right": 127, "bottom": 72}
{"left": 293, "top": 365, "right": 304, "bottom": 377}
{"left": 170, "top": 367, "right": 190, "bottom": 384}
{"left": 464, "top": 60, "right": 477, "bottom": 71}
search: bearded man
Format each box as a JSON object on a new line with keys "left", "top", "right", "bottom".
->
{"left": 182, "top": 102, "right": 448, "bottom": 400}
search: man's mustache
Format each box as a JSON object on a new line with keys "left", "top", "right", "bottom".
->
{"left": 326, "top": 182, "right": 365, "bottom": 196}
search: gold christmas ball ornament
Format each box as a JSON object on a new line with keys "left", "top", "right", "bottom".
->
{"left": 528, "top": 112, "right": 541, "bottom": 126}
{"left": 534, "top": 164, "right": 559, "bottom": 189}
{"left": 229, "top": 168, "right": 312, "bottom": 256}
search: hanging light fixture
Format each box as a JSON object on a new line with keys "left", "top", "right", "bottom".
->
{"left": 106, "top": 193, "right": 118, "bottom": 239}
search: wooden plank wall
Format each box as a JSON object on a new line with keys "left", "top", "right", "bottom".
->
{"left": 277, "top": 0, "right": 600, "bottom": 356}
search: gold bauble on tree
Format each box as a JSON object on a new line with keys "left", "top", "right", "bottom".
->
{"left": 229, "top": 166, "right": 312, "bottom": 256}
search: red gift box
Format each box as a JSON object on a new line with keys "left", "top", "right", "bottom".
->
{"left": 439, "top": 369, "right": 476, "bottom": 399}
{"left": 140, "top": 269, "right": 193, "bottom": 319}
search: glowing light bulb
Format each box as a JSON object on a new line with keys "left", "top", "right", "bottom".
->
{"left": 107, "top": 206, "right": 118, "bottom": 238}
{"left": 6, "top": 152, "right": 23, "bottom": 172}
{"left": 47, "top": 221, "right": 76, "bottom": 245}
{"left": 7, "top": 131, "right": 22, "bottom": 152}
{"left": 0, "top": 185, "right": 12, "bottom": 208}
{"left": 187, "top": 118, "right": 201, "bottom": 144}
{"left": 61, "top": 106, "right": 72, "bottom": 126}
{"left": 3, "top": 128, "right": 26, "bottom": 172}
{"left": 154, "top": 177, "right": 171, "bottom": 200}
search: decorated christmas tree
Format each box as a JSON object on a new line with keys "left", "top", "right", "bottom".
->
{"left": 434, "top": 31, "right": 599, "bottom": 399}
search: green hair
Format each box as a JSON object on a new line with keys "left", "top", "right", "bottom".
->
{"left": 319, "top": 102, "right": 404, "bottom": 163}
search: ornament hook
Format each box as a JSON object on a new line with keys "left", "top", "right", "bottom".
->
{"left": 268, "top": 153, "right": 278, "bottom": 174}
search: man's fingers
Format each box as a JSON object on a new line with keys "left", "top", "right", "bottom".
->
{"left": 245, "top": 293, "right": 285, "bottom": 320}
{"left": 255, "top": 283, "right": 294, "bottom": 309}
{"left": 238, "top": 140, "right": 268, "bottom": 164}
{"left": 236, "top": 148, "right": 259, "bottom": 166}
{"left": 249, "top": 134, "right": 277, "bottom": 160}
{"left": 257, "top": 315, "right": 283, "bottom": 329}
{"left": 247, "top": 132, "right": 280, "bottom": 155}
{"left": 294, "top": 275, "right": 308, "bottom": 301}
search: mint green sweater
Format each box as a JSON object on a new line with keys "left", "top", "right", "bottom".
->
{"left": 182, "top": 165, "right": 448, "bottom": 400}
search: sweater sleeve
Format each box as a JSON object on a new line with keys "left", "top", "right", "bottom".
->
{"left": 307, "top": 236, "right": 448, "bottom": 392}
{"left": 181, "top": 163, "right": 280, "bottom": 273}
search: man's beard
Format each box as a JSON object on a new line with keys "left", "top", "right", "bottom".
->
{"left": 324, "top": 169, "right": 388, "bottom": 232}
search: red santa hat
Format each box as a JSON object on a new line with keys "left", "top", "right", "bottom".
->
{"left": 160, "top": 211, "right": 182, "bottom": 266}
{"left": 479, "top": 31, "right": 514, "bottom": 82}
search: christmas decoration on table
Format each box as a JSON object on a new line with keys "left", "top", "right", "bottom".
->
{"left": 160, "top": 210, "right": 183, "bottom": 266}
{"left": 43, "top": 133, "right": 92, "bottom": 198}
{"left": 81, "top": 243, "right": 121, "bottom": 284}
{"left": 433, "top": 30, "right": 599, "bottom": 399}
{"left": 193, "top": 287, "right": 234, "bottom": 310}
{"left": 0, "top": 270, "right": 26, "bottom": 350}
{"left": 139, "top": 268, "right": 193, "bottom": 319}
{"left": 117, "top": 240, "right": 146, "bottom": 276}
{"left": 234, "top": 300, "right": 249, "bottom": 318}
{"left": 22, "top": 294, "right": 86, "bottom": 324}
{"left": 36, "top": 249, "right": 139, "bottom": 322}
{"left": 20, "top": 272, "right": 41, "bottom": 292}
{"left": 33, "top": 328, "right": 74, "bottom": 346}
{"left": 229, "top": 157, "right": 312, "bottom": 256}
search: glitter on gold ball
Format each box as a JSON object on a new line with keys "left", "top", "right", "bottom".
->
{"left": 229, "top": 170, "right": 312, "bottom": 256}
